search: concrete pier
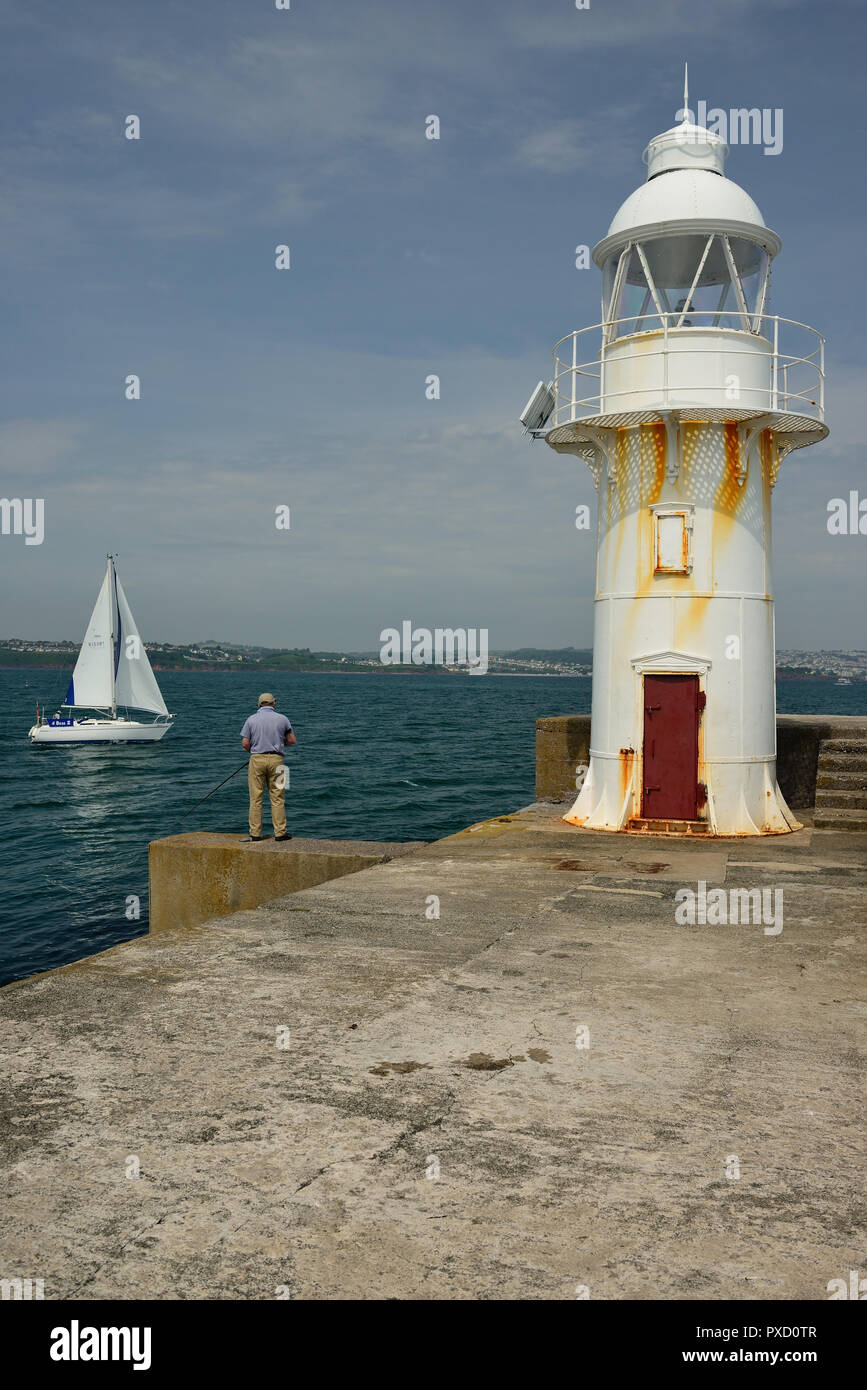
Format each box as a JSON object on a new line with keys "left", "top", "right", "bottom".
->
{"left": 148, "top": 833, "right": 425, "bottom": 934}
{"left": 1, "top": 804, "right": 864, "bottom": 1300}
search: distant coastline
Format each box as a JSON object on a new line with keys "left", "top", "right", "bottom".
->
{"left": 2, "top": 642, "right": 865, "bottom": 683}
{"left": 2, "top": 663, "right": 862, "bottom": 683}
{"left": 4, "top": 663, "right": 584, "bottom": 679}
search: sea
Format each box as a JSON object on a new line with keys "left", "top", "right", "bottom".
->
{"left": 1, "top": 669, "right": 865, "bottom": 986}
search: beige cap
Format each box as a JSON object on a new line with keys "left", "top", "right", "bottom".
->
{"left": 258, "top": 692, "right": 276, "bottom": 707}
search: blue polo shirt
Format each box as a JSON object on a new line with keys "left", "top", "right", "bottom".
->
{"left": 240, "top": 706, "right": 293, "bottom": 754}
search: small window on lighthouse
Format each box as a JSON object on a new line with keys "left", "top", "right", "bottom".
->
{"left": 654, "top": 508, "right": 692, "bottom": 574}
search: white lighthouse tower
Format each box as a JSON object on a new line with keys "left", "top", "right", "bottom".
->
{"left": 522, "top": 89, "right": 827, "bottom": 835}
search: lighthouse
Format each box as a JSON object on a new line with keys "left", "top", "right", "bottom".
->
{"left": 521, "top": 88, "right": 827, "bottom": 835}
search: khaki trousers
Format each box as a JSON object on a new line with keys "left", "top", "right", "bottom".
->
{"left": 248, "top": 753, "right": 287, "bottom": 837}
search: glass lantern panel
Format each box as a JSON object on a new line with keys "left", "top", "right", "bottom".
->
{"left": 601, "top": 252, "right": 619, "bottom": 322}
{"left": 639, "top": 234, "right": 712, "bottom": 294}
{"left": 636, "top": 234, "right": 769, "bottom": 330}
{"left": 726, "top": 237, "right": 769, "bottom": 321}
{"left": 603, "top": 234, "right": 770, "bottom": 338}
{"left": 609, "top": 248, "right": 653, "bottom": 336}
{"left": 637, "top": 234, "right": 724, "bottom": 328}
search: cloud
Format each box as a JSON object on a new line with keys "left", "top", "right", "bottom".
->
{"left": 515, "top": 121, "right": 595, "bottom": 174}
{"left": 0, "top": 418, "right": 87, "bottom": 478}
{"left": 503, "top": 0, "right": 813, "bottom": 53}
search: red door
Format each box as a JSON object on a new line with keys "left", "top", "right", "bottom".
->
{"left": 642, "top": 674, "right": 700, "bottom": 819}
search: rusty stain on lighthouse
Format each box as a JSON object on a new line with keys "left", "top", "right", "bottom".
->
{"left": 521, "top": 83, "right": 828, "bottom": 836}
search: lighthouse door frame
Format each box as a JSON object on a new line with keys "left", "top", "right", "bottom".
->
{"left": 629, "top": 651, "right": 711, "bottom": 823}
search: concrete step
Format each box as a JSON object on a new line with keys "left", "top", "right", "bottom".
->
{"left": 819, "top": 738, "right": 867, "bottom": 756}
{"left": 815, "top": 788, "right": 867, "bottom": 810}
{"left": 818, "top": 753, "right": 867, "bottom": 774}
{"left": 817, "top": 769, "right": 867, "bottom": 791}
{"left": 822, "top": 722, "right": 867, "bottom": 745}
{"left": 813, "top": 806, "right": 867, "bottom": 831}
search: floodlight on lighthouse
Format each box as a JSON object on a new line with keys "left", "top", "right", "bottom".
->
{"left": 519, "top": 380, "right": 554, "bottom": 435}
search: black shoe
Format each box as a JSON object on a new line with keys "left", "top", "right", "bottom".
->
{"left": 274, "top": 834, "right": 292, "bottom": 841}
{"left": 242, "top": 835, "right": 265, "bottom": 842}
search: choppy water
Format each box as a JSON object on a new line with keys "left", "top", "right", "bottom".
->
{"left": 1, "top": 669, "right": 864, "bottom": 986}
{"left": 0, "top": 670, "right": 588, "bottom": 984}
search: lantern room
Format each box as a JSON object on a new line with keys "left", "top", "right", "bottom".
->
{"left": 597, "top": 120, "right": 776, "bottom": 345}
{"left": 531, "top": 109, "right": 824, "bottom": 430}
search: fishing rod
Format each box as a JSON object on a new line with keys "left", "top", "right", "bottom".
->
{"left": 189, "top": 761, "right": 248, "bottom": 811}
{"left": 187, "top": 753, "right": 301, "bottom": 814}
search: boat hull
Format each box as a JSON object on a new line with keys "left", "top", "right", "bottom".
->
{"left": 28, "top": 719, "right": 172, "bottom": 745}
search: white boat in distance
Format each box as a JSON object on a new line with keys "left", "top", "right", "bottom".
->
{"left": 29, "top": 555, "right": 174, "bottom": 745}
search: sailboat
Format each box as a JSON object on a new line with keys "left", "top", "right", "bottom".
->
{"left": 28, "top": 555, "right": 174, "bottom": 744}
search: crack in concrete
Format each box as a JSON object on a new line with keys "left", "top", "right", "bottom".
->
{"left": 66, "top": 1205, "right": 186, "bottom": 1297}
{"left": 285, "top": 1089, "right": 460, "bottom": 1202}
{"left": 293, "top": 1163, "right": 338, "bottom": 1195}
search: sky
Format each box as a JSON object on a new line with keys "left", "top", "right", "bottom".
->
{"left": 0, "top": 0, "right": 864, "bottom": 652}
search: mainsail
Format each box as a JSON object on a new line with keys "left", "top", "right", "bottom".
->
{"left": 64, "top": 558, "right": 168, "bottom": 716}
{"left": 113, "top": 577, "right": 169, "bottom": 715}
{"left": 64, "top": 572, "right": 117, "bottom": 708}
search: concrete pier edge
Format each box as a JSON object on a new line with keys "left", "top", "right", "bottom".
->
{"left": 148, "top": 834, "right": 426, "bottom": 935}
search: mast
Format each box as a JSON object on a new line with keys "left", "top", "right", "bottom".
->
{"left": 108, "top": 553, "right": 118, "bottom": 718}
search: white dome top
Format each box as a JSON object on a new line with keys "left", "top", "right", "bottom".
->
{"left": 593, "top": 166, "right": 780, "bottom": 265}
{"left": 592, "top": 99, "right": 781, "bottom": 266}
{"left": 609, "top": 167, "right": 766, "bottom": 236}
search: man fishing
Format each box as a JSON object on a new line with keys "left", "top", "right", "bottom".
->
{"left": 240, "top": 693, "right": 297, "bottom": 842}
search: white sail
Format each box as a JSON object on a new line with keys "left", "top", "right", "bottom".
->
{"left": 113, "top": 577, "right": 169, "bottom": 715}
{"left": 31, "top": 554, "right": 174, "bottom": 743}
{"left": 65, "top": 573, "right": 116, "bottom": 708}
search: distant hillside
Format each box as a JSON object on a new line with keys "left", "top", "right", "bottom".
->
{"left": 0, "top": 649, "right": 75, "bottom": 669}
{"left": 5, "top": 642, "right": 861, "bottom": 681}
{"left": 498, "top": 647, "right": 594, "bottom": 664}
